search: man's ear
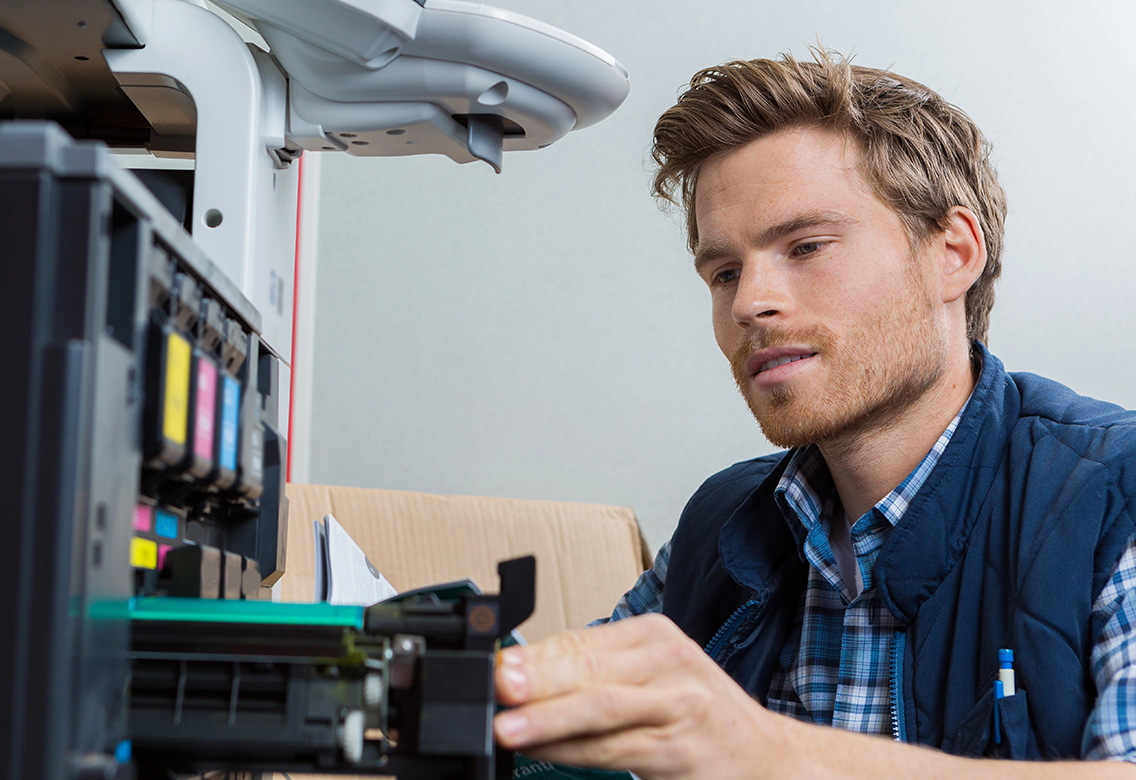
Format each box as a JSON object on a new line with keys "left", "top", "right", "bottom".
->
{"left": 936, "top": 206, "right": 987, "bottom": 304}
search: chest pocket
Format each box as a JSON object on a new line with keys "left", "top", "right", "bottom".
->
{"left": 947, "top": 682, "right": 1039, "bottom": 760}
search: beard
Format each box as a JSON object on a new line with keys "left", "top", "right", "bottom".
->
{"left": 729, "top": 268, "right": 948, "bottom": 450}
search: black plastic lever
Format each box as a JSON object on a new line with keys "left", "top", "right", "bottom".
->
{"left": 496, "top": 555, "right": 536, "bottom": 637}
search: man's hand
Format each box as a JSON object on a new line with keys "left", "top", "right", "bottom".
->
{"left": 493, "top": 614, "right": 1136, "bottom": 780}
{"left": 492, "top": 613, "right": 788, "bottom": 779}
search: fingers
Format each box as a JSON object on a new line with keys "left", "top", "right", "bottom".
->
{"left": 505, "top": 727, "right": 675, "bottom": 776}
{"left": 495, "top": 683, "right": 683, "bottom": 751}
{"left": 497, "top": 640, "right": 694, "bottom": 705}
{"left": 516, "top": 614, "right": 685, "bottom": 665}
{"left": 516, "top": 709, "right": 790, "bottom": 780}
{"left": 496, "top": 615, "right": 702, "bottom": 706}
{"left": 491, "top": 614, "right": 774, "bottom": 779}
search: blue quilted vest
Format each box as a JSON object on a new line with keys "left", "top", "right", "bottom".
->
{"left": 662, "top": 345, "right": 1136, "bottom": 758}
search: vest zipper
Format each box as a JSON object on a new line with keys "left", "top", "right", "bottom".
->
{"left": 704, "top": 599, "right": 760, "bottom": 660}
{"left": 889, "top": 630, "right": 908, "bottom": 743}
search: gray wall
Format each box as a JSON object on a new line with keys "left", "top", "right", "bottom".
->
{"left": 308, "top": 0, "right": 1136, "bottom": 551}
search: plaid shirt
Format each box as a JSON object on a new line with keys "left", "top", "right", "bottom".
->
{"left": 599, "top": 414, "right": 1136, "bottom": 760}
{"left": 760, "top": 409, "right": 963, "bottom": 733}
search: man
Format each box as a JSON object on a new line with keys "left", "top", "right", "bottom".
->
{"left": 492, "top": 50, "right": 1136, "bottom": 777}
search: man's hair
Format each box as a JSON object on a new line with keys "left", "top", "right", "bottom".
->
{"left": 651, "top": 49, "right": 1007, "bottom": 344}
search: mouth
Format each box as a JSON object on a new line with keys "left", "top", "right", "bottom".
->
{"left": 757, "top": 353, "right": 814, "bottom": 374}
{"left": 746, "top": 347, "right": 819, "bottom": 378}
{"left": 740, "top": 347, "right": 822, "bottom": 388}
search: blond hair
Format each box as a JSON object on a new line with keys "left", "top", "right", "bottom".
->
{"left": 652, "top": 50, "right": 1007, "bottom": 344}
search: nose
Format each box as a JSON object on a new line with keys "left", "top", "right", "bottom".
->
{"left": 731, "top": 260, "right": 791, "bottom": 326}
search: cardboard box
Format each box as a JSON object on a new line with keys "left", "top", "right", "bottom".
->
{"left": 282, "top": 482, "right": 653, "bottom": 642}
{"left": 274, "top": 483, "right": 652, "bottom": 780}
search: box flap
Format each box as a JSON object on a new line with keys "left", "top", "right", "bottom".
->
{"left": 281, "top": 483, "right": 652, "bottom": 642}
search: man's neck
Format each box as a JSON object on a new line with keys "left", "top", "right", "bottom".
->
{"left": 818, "top": 352, "right": 977, "bottom": 525}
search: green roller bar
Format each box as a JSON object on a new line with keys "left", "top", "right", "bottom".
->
{"left": 92, "top": 597, "right": 365, "bottom": 628}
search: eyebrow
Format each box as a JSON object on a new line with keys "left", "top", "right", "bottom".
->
{"left": 693, "top": 211, "right": 860, "bottom": 274}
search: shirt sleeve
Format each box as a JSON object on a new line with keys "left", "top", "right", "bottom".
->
{"left": 588, "top": 539, "right": 671, "bottom": 626}
{"left": 1082, "top": 533, "right": 1136, "bottom": 761}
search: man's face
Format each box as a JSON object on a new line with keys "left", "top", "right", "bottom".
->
{"left": 693, "top": 126, "right": 949, "bottom": 449}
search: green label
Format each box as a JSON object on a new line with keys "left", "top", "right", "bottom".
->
{"left": 513, "top": 754, "right": 634, "bottom": 780}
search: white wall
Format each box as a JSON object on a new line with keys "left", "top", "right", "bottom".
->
{"left": 307, "top": 0, "right": 1136, "bottom": 551}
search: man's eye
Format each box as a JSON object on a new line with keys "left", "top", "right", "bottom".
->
{"left": 712, "top": 268, "right": 740, "bottom": 285}
{"left": 793, "top": 241, "right": 825, "bottom": 257}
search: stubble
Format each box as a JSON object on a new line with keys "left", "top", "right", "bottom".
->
{"left": 730, "top": 266, "right": 947, "bottom": 450}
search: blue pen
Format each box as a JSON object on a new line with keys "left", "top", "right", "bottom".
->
{"left": 999, "top": 648, "right": 1016, "bottom": 697}
{"left": 993, "top": 679, "right": 1004, "bottom": 745}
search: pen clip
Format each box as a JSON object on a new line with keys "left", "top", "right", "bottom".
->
{"left": 993, "top": 679, "right": 1004, "bottom": 745}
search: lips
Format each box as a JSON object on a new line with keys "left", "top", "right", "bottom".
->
{"left": 745, "top": 346, "right": 818, "bottom": 378}
{"left": 759, "top": 354, "right": 809, "bottom": 372}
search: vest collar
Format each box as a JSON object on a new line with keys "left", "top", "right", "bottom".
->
{"left": 717, "top": 342, "right": 1015, "bottom": 624}
{"left": 718, "top": 454, "right": 804, "bottom": 601}
{"left": 875, "top": 342, "right": 1015, "bottom": 624}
